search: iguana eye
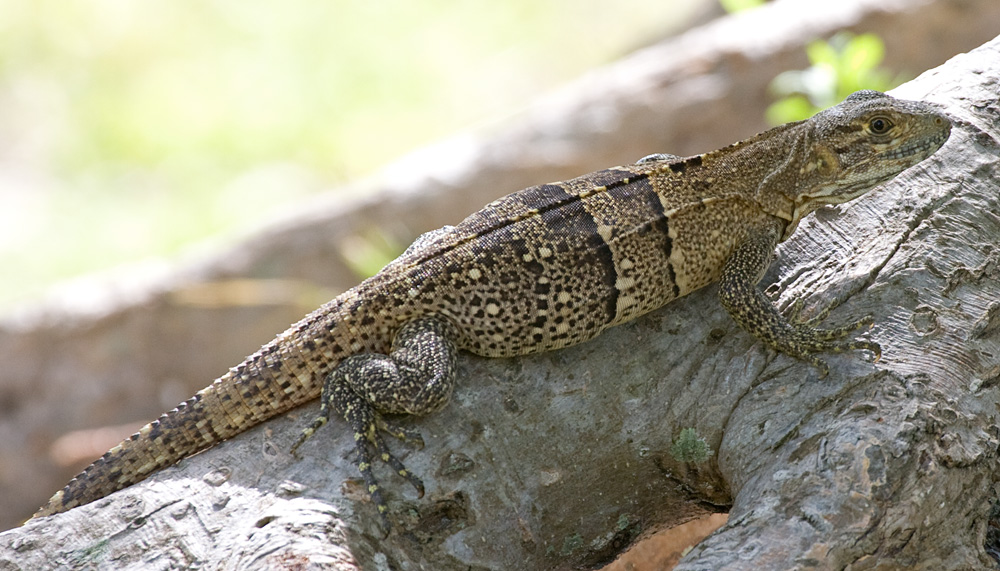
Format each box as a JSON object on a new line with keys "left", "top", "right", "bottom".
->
{"left": 869, "top": 116, "right": 893, "bottom": 135}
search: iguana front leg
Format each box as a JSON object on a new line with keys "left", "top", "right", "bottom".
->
{"left": 718, "top": 220, "right": 881, "bottom": 377}
{"left": 290, "top": 317, "right": 457, "bottom": 534}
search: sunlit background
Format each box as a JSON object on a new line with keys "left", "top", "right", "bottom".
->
{"left": 0, "top": 0, "right": 715, "bottom": 310}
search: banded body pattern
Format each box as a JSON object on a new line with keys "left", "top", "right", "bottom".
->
{"left": 372, "top": 162, "right": 776, "bottom": 357}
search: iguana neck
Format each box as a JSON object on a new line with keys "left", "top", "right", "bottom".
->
{"left": 665, "top": 119, "right": 813, "bottom": 239}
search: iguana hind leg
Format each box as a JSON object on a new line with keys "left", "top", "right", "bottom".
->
{"left": 291, "top": 317, "right": 457, "bottom": 534}
{"left": 718, "top": 222, "right": 881, "bottom": 377}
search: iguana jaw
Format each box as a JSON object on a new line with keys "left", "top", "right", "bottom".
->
{"left": 779, "top": 103, "right": 951, "bottom": 241}
{"left": 779, "top": 186, "right": 870, "bottom": 241}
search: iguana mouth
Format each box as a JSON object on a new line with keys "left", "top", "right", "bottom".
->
{"left": 883, "top": 129, "right": 950, "bottom": 160}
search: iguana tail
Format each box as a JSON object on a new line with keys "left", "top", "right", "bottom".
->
{"left": 31, "top": 301, "right": 348, "bottom": 519}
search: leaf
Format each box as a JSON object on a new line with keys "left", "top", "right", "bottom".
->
{"left": 719, "top": 0, "right": 766, "bottom": 13}
{"left": 806, "top": 39, "right": 838, "bottom": 67}
{"left": 765, "top": 96, "right": 816, "bottom": 124}
{"left": 842, "top": 33, "right": 886, "bottom": 75}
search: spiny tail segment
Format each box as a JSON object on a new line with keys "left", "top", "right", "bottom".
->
{"left": 31, "top": 305, "right": 344, "bottom": 519}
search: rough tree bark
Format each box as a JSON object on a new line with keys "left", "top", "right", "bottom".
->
{"left": 4, "top": 22, "right": 1000, "bottom": 571}
{"left": 672, "top": 45, "right": 1000, "bottom": 569}
{"left": 2, "top": 0, "right": 999, "bottom": 537}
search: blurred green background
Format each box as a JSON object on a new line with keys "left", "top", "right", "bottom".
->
{"left": 0, "top": 0, "right": 710, "bottom": 310}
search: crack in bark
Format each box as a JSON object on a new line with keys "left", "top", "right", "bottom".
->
{"left": 861, "top": 174, "right": 963, "bottom": 292}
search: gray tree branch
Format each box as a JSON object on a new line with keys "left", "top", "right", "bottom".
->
{"left": 677, "top": 39, "right": 1000, "bottom": 570}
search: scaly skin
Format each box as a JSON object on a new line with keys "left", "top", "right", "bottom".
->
{"left": 33, "top": 91, "right": 951, "bottom": 534}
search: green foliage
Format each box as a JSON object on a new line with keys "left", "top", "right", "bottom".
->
{"left": 0, "top": 1, "right": 689, "bottom": 310}
{"left": 669, "top": 427, "right": 713, "bottom": 464}
{"left": 616, "top": 513, "right": 631, "bottom": 531}
{"left": 767, "top": 32, "right": 905, "bottom": 124}
{"left": 719, "top": 0, "right": 765, "bottom": 13}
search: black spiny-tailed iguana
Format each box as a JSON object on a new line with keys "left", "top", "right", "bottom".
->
{"left": 32, "top": 90, "right": 951, "bottom": 533}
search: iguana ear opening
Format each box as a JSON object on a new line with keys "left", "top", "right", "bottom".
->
{"left": 808, "top": 144, "right": 840, "bottom": 179}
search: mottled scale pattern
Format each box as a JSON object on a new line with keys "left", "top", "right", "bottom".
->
{"left": 34, "top": 90, "right": 951, "bottom": 524}
{"left": 366, "top": 163, "right": 776, "bottom": 357}
{"left": 32, "top": 297, "right": 361, "bottom": 515}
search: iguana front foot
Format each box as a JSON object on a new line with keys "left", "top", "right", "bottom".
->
{"left": 719, "top": 223, "right": 880, "bottom": 377}
{"left": 773, "top": 314, "right": 881, "bottom": 377}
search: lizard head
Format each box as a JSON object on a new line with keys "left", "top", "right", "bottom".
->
{"left": 778, "top": 90, "right": 951, "bottom": 239}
